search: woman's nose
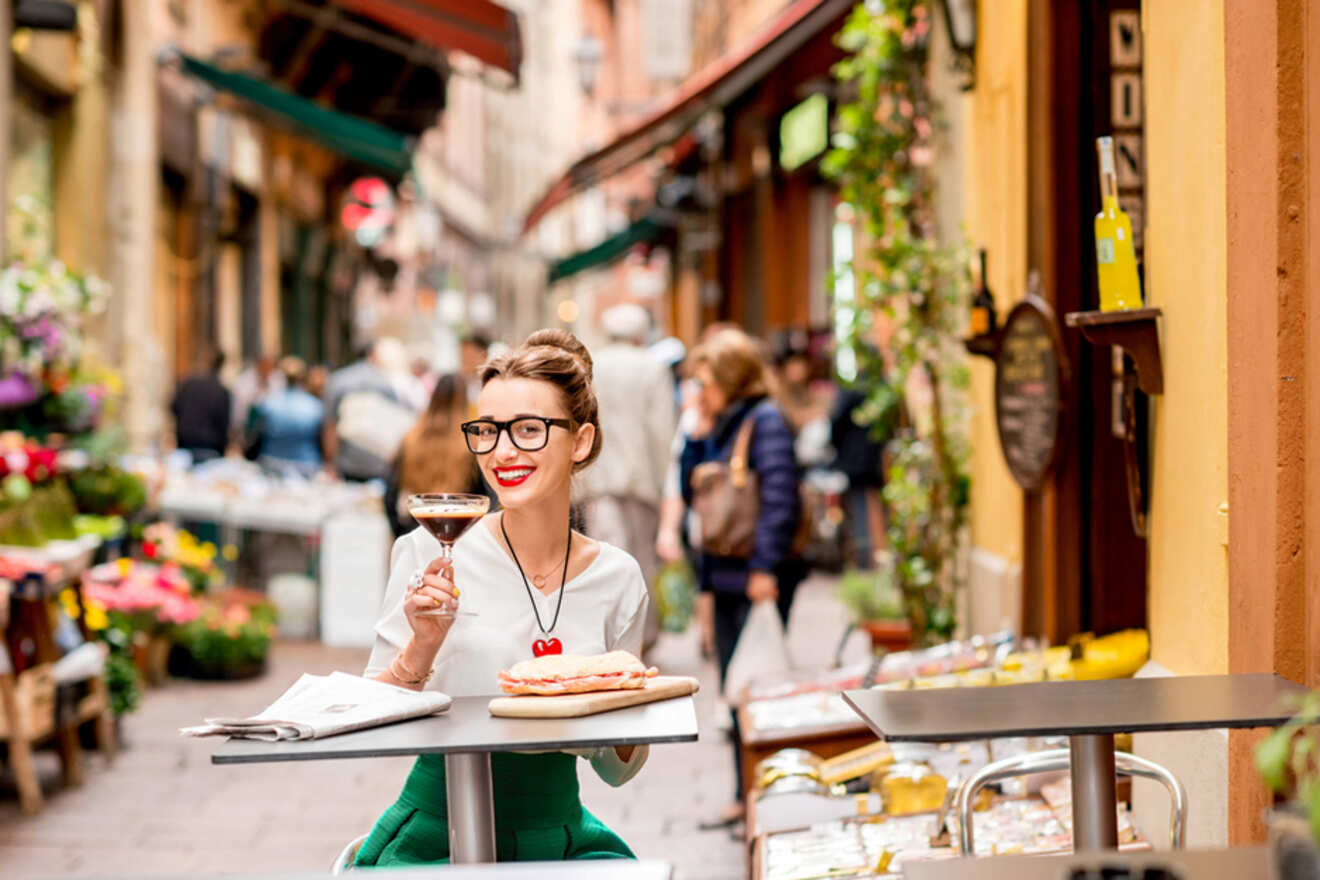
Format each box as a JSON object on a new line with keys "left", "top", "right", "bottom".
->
{"left": 493, "top": 430, "right": 519, "bottom": 459}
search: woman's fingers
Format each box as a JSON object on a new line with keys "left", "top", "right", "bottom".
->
{"left": 424, "top": 555, "right": 454, "bottom": 577}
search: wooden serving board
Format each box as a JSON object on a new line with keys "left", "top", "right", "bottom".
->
{"left": 488, "top": 676, "right": 700, "bottom": 719}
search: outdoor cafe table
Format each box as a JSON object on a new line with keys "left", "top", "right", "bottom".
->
{"left": 843, "top": 674, "right": 1313, "bottom": 852}
{"left": 212, "top": 693, "right": 699, "bottom": 865}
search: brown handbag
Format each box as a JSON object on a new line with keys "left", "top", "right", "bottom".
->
{"left": 690, "top": 415, "right": 760, "bottom": 559}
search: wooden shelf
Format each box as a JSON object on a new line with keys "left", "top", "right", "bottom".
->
{"left": 1064, "top": 307, "right": 1163, "bottom": 394}
{"left": 963, "top": 329, "right": 1002, "bottom": 360}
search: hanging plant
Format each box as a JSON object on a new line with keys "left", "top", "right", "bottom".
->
{"left": 823, "top": 1, "right": 972, "bottom": 645}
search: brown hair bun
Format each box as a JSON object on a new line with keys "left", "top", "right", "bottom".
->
{"left": 479, "top": 329, "right": 602, "bottom": 470}
{"left": 524, "top": 328, "right": 594, "bottom": 381}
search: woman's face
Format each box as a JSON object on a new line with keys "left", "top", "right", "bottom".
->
{"left": 694, "top": 364, "right": 730, "bottom": 419}
{"left": 474, "top": 377, "right": 595, "bottom": 510}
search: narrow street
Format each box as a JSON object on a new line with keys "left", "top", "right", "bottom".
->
{"left": 0, "top": 577, "right": 852, "bottom": 879}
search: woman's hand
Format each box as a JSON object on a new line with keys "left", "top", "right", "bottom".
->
{"left": 403, "top": 555, "right": 461, "bottom": 649}
{"left": 656, "top": 527, "right": 684, "bottom": 564}
{"left": 746, "top": 570, "right": 778, "bottom": 603}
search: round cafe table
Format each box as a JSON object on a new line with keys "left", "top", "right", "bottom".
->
{"left": 212, "top": 693, "right": 698, "bottom": 864}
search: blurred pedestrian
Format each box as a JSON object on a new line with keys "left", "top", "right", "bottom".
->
{"left": 306, "top": 364, "right": 329, "bottom": 399}
{"left": 459, "top": 331, "right": 491, "bottom": 414}
{"left": 830, "top": 385, "right": 890, "bottom": 569}
{"left": 581, "top": 304, "right": 676, "bottom": 653}
{"left": 322, "top": 339, "right": 417, "bottom": 482}
{"left": 230, "top": 352, "right": 284, "bottom": 444}
{"left": 170, "top": 348, "right": 231, "bottom": 464}
{"left": 247, "top": 356, "right": 325, "bottom": 477}
{"left": 679, "top": 328, "right": 802, "bottom": 828}
{"left": 386, "top": 373, "right": 487, "bottom": 538}
{"left": 656, "top": 322, "right": 740, "bottom": 660}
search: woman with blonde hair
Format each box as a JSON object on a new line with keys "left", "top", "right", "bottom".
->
{"left": 679, "top": 327, "right": 803, "bottom": 830}
{"left": 387, "top": 374, "right": 486, "bottom": 537}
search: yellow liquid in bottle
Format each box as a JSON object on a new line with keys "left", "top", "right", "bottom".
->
{"left": 1095, "top": 137, "right": 1143, "bottom": 311}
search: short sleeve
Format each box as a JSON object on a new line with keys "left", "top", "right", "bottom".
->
{"left": 363, "top": 533, "right": 423, "bottom": 678}
{"left": 606, "top": 550, "right": 650, "bottom": 657}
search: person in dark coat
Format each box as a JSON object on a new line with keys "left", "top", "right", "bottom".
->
{"left": 830, "top": 386, "right": 889, "bottom": 568}
{"left": 679, "top": 328, "right": 803, "bottom": 828}
{"left": 171, "top": 348, "right": 231, "bottom": 464}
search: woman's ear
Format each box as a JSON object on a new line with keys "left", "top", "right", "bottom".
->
{"left": 572, "top": 422, "right": 596, "bottom": 464}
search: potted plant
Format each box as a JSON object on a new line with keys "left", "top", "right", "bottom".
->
{"left": 835, "top": 561, "right": 911, "bottom": 652}
{"left": 169, "top": 588, "right": 277, "bottom": 680}
{"left": 1256, "top": 693, "right": 1320, "bottom": 879}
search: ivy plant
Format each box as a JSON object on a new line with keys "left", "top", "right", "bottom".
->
{"left": 823, "top": 1, "right": 972, "bottom": 645}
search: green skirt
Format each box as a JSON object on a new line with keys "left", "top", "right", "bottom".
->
{"left": 354, "top": 752, "right": 634, "bottom": 866}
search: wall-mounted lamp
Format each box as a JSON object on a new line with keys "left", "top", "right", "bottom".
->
{"left": 936, "top": 0, "right": 977, "bottom": 88}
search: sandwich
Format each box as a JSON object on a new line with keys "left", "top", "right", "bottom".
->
{"left": 498, "top": 650, "right": 659, "bottom": 696}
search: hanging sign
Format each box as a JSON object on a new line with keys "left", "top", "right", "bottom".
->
{"left": 994, "top": 295, "right": 1070, "bottom": 490}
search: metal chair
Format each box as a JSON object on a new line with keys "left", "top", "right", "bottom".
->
{"left": 954, "top": 748, "right": 1187, "bottom": 856}
{"left": 330, "top": 833, "right": 368, "bottom": 875}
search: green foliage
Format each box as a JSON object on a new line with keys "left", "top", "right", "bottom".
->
{"left": 1257, "top": 693, "right": 1320, "bottom": 842}
{"left": 99, "top": 618, "right": 141, "bottom": 717}
{"left": 836, "top": 566, "right": 904, "bottom": 623}
{"left": 654, "top": 561, "right": 697, "bottom": 633}
{"left": 824, "top": 2, "right": 973, "bottom": 646}
{"left": 68, "top": 466, "right": 147, "bottom": 517}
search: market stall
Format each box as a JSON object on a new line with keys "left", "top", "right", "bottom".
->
{"left": 151, "top": 457, "right": 389, "bottom": 645}
{"left": 737, "top": 630, "right": 1170, "bottom": 878}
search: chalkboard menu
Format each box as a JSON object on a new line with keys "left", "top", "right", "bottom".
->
{"left": 994, "top": 297, "right": 1069, "bottom": 490}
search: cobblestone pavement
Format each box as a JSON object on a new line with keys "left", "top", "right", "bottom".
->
{"left": 0, "top": 575, "right": 851, "bottom": 879}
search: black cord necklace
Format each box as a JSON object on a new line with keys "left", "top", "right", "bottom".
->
{"left": 500, "top": 514, "right": 571, "bottom": 657}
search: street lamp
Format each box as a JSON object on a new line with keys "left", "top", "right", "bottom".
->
{"left": 937, "top": 0, "right": 977, "bottom": 86}
{"left": 573, "top": 32, "right": 604, "bottom": 95}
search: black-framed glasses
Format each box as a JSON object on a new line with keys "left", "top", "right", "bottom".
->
{"left": 460, "top": 417, "right": 573, "bottom": 454}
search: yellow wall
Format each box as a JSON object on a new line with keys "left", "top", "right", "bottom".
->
{"left": 1143, "top": 0, "right": 1229, "bottom": 674}
{"left": 963, "top": 0, "right": 1028, "bottom": 566}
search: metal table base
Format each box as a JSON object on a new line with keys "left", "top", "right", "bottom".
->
{"left": 1068, "top": 732, "right": 1118, "bottom": 850}
{"left": 445, "top": 752, "right": 498, "bottom": 863}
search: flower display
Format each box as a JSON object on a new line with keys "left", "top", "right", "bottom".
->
{"left": 80, "top": 559, "right": 201, "bottom": 627}
{"left": 171, "top": 588, "right": 277, "bottom": 680}
{"left": 141, "top": 522, "right": 221, "bottom": 592}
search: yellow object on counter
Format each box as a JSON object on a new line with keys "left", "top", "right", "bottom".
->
{"left": 1071, "top": 629, "right": 1150, "bottom": 680}
{"left": 877, "top": 763, "right": 948, "bottom": 816}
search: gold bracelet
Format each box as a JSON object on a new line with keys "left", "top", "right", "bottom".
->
{"left": 390, "top": 653, "right": 433, "bottom": 685}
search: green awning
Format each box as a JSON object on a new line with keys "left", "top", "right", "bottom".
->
{"left": 547, "top": 216, "right": 670, "bottom": 284}
{"left": 178, "top": 54, "right": 414, "bottom": 176}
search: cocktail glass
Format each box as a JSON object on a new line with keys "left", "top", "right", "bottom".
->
{"left": 406, "top": 493, "right": 490, "bottom": 617}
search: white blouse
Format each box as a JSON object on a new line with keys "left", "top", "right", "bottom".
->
{"left": 364, "top": 515, "right": 651, "bottom": 785}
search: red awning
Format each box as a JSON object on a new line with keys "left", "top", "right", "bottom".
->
{"left": 329, "top": 0, "right": 521, "bottom": 79}
{"left": 521, "top": 0, "right": 853, "bottom": 234}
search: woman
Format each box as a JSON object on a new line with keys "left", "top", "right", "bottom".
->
{"left": 386, "top": 373, "right": 488, "bottom": 538}
{"left": 679, "top": 328, "right": 803, "bottom": 829}
{"left": 356, "top": 329, "right": 650, "bottom": 867}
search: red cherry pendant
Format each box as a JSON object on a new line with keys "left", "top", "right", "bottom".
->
{"left": 533, "top": 638, "right": 563, "bottom": 657}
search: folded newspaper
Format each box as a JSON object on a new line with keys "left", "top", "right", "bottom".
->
{"left": 180, "top": 671, "right": 452, "bottom": 742}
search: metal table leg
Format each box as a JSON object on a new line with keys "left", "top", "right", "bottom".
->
{"left": 1069, "top": 733, "right": 1118, "bottom": 851}
{"left": 445, "top": 751, "right": 497, "bottom": 863}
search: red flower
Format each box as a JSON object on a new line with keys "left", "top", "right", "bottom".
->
{"left": 143, "top": 541, "right": 158, "bottom": 560}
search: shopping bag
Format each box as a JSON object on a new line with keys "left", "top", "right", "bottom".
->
{"left": 723, "top": 599, "right": 792, "bottom": 704}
